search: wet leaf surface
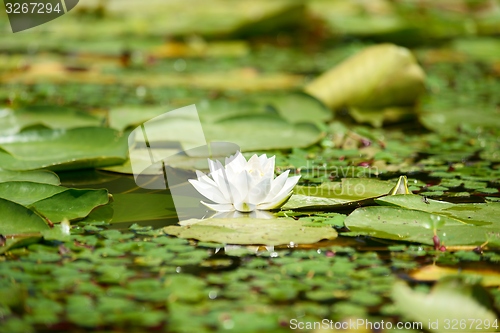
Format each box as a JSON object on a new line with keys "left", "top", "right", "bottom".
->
{"left": 0, "top": 181, "right": 110, "bottom": 223}
{"left": 0, "top": 170, "right": 60, "bottom": 185}
{"left": 0, "top": 127, "right": 129, "bottom": 171}
{"left": 0, "top": 198, "right": 48, "bottom": 235}
{"left": 164, "top": 217, "right": 338, "bottom": 246}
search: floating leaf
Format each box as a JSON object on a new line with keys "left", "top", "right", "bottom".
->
{"left": 0, "top": 127, "right": 129, "bottom": 171}
{"left": 0, "top": 106, "right": 102, "bottom": 135}
{"left": 283, "top": 195, "right": 350, "bottom": 211}
{"left": 0, "top": 169, "right": 60, "bottom": 185}
{"left": 0, "top": 198, "right": 48, "bottom": 235}
{"left": 304, "top": 44, "right": 425, "bottom": 110}
{"left": 376, "top": 194, "right": 500, "bottom": 227}
{"left": 31, "top": 189, "right": 110, "bottom": 223}
{"left": 144, "top": 113, "right": 323, "bottom": 152}
{"left": 262, "top": 92, "right": 332, "bottom": 124}
{"left": 164, "top": 218, "right": 337, "bottom": 246}
{"left": 419, "top": 105, "right": 500, "bottom": 137}
{"left": 0, "top": 181, "right": 66, "bottom": 206}
{"left": 296, "top": 178, "right": 397, "bottom": 199}
{"left": 284, "top": 177, "right": 407, "bottom": 211}
{"left": 108, "top": 106, "right": 169, "bottom": 132}
{"left": 344, "top": 205, "right": 499, "bottom": 246}
{"left": 0, "top": 181, "right": 110, "bottom": 223}
{"left": 392, "top": 279, "right": 498, "bottom": 333}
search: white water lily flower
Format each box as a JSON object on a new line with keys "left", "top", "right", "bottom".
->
{"left": 188, "top": 152, "right": 300, "bottom": 213}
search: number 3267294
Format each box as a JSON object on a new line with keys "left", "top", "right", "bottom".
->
{"left": 5, "top": 2, "right": 62, "bottom": 14}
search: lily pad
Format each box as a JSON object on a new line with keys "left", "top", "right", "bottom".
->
{"left": 32, "top": 189, "right": 110, "bottom": 223}
{"left": 0, "top": 106, "right": 102, "bottom": 135}
{"left": 0, "top": 170, "right": 60, "bottom": 185}
{"left": 0, "top": 181, "right": 66, "bottom": 206}
{"left": 0, "top": 181, "right": 110, "bottom": 223}
{"left": 205, "top": 115, "right": 323, "bottom": 151}
{"left": 283, "top": 195, "right": 350, "bottom": 211}
{"left": 0, "top": 127, "right": 129, "bottom": 171}
{"left": 0, "top": 198, "right": 49, "bottom": 235}
{"left": 164, "top": 218, "right": 337, "bottom": 246}
{"left": 135, "top": 109, "right": 323, "bottom": 153}
{"left": 295, "top": 178, "right": 399, "bottom": 200}
{"left": 108, "top": 106, "right": 169, "bottom": 132}
{"left": 284, "top": 176, "right": 408, "bottom": 211}
{"left": 262, "top": 92, "right": 332, "bottom": 124}
{"left": 304, "top": 44, "right": 425, "bottom": 110}
{"left": 344, "top": 205, "right": 499, "bottom": 246}
{"left": 392, "top": 279, "right": 498, "bottom": 333}
{"left": 419, "top": 105, "right": 500, "bottom": 137}
{"left": 376, "top": 194, "right": 500, "bottom": 227}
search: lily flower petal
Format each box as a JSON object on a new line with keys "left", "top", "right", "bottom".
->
{"left": 263, "top": 170, "right": 290, "bottom": 203}
{"left": 190, "top": 152, "right": 300, "bottom": 213}
{"left": 188, "top": 179, "right": 230, "bottom": 204}
{"left": 259, "top": 175, "right": 301, "bottom": 209}
{"left": 256, "top": 190, "right": 293, "bottom": 210}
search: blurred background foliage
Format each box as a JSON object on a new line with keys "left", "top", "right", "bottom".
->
{"left": 1, "top": 0, "right": 500, "bottom": 138}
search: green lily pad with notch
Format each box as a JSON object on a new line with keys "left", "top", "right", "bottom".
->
{"left": 0, "top": 169, "right": 60, "bottom": 185}
{"left": 164, "top": 218, "right": 337, "bottom": 246}
{"left": 0, "top": 127, "right": 129, "bottom": 171}
{"left": 0, "top": 181, "right": 66, "bottom": 206}
{"left": 0, "top": 198, "right": 49, "bottom": 235}
{"left": 0, "top": 181, "right": 110, "bottom": 223}
{"left": 284, "top": 176, "right": 409, "bottom": 211}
